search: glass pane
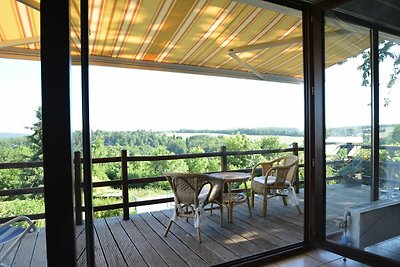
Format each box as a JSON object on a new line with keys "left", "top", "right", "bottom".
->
{"left": 88, "top": 0, "right": 304, "bottom": 264}
{"left": 71, "top": 0, "right": 87, "bottom": 264}
{"left": 359, "top": 31, "right": 400, "bottom": 259}
{"left": 324, "top": 16, "right": 372, "bottom": 245}
{"left": 0, "top": 1, "right": 45, "bottom": 265}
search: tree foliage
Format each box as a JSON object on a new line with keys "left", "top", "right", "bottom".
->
{"left": 358, "top": 41, "right": 400, "bottom": 106}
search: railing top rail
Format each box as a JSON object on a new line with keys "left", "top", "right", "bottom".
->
{"left": 0, "top": 161, "right": 43, "bottom": 169}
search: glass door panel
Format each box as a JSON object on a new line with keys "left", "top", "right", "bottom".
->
{"left": 324, "top": 17, "right": 372, "bottom": 245}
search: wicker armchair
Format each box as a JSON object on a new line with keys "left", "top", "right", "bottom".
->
{"left": 250, "top": 155, "right": 301, "bottom": 217}
{"left": 163, "top": 173, "right": 223, "bottom": 243}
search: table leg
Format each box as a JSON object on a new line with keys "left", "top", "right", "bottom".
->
{"left": 228, "top": 183, "right": 232, "bottom": 223}
{"left": 244, "top": 182, "right": 252, "bottom": 217}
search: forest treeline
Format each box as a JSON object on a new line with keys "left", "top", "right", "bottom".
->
{"left": 0, "top": 129, "right": 289, "bottom": 191}
{"left": 176, "top": 127, "right": 303, "bottom": 136}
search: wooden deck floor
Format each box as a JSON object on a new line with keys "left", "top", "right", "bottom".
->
{"left": 1, "top": 195, "right": 304, "bottom": 267}
{"left": 1, "top": 185, "right": 382, "bottom": 267}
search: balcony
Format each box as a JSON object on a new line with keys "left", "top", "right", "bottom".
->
{"left": 1, "top": 143, "right": 399, "bottom": 266}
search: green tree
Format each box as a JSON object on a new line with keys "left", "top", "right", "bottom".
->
{"left": 359, "top": 41, "right": 400, "bottom": 106}
{"left": 185, "top": 147, "right": 208, "bottom": 173}
{"left": 26, "top": 106, "right": 42, "bottom": 160}
{"left": 224, "top": 133, "right": 262, "bottom": 169}
{"left": 390, "top": 124, "right": 400, "bottom": 144}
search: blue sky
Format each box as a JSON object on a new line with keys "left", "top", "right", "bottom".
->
{"left": 1, "top": 56, "right": 399, "bottom": 134}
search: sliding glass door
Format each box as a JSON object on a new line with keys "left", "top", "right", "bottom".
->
{"left": 323, "top": 6, "right": 400, "bottom": 265}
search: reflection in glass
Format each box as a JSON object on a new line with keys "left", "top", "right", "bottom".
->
{"left": 324, "top": 16, "right": 372, "bottom": 245}
{"left": 325, "top": 16, "right": 400, "bottom": 263}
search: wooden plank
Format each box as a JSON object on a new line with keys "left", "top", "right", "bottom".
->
{"left": 94, "top": 218, "right": 128, "bottom": 266}
{"left": 205, "top": 211, "right": 278, "bottom": 250}
{"left": 30, "top": 229, "right": 47, "bottom": 267}
{"left": 117, "top": 216, "right": 169, "bottom": 267}
{"left": 0, "top": 236, "right": 18, "bottom": 266}
{"left": 12, "top": 230, "right": 38, "bottom": 267}
{"left": 152, "top": 211, "right": 225, "bottom": 266}
{"left": 213, "top": 207, "right": 289, "bottom": 247}
{"left": 130, "top": 214, "right": 189, "bottom": 267}
{"left": 75, "top": 224, "right": 86, "bottom": 260}
{"left": 201, "top": 211, "right": 265, "bottom": 254}
{"left": 237, "top": 203, "right": 304, "bottom": 240}
{"left": 105, "top": 217, "right": 147, "bottom": 267}
{"left": 93, "top": 224, "right": 108, "bottom": 267}
{"left": 76, "top": 249, "right": 87, "bottom": 267}
{"left": 140, "top": 212, "right": 209, "bottom": 267}
{"left": 159, "top": 210, "right": 239, "bottom": 262}
{"left": 233, "top": 204, "right": 301, "bottom": 245}
{"left": 162, "top": 209, "right": 253, "bottom": 259}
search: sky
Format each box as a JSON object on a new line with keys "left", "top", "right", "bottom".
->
{"left": 1, "top": 55, "right": 399, "bottom": 134}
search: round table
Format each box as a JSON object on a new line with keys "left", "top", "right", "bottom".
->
{"left": 210, "top": 172, "right": 252, "bottom": 223}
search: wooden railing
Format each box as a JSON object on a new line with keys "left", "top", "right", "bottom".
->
{"left": 74, "top": 143, "right": 303, "bottom": 224}
{"left": 0, "top": 143, "right": 303, "bottom": 224}
{"left": 3, "top": 142, "right": 399, "bottom": 224}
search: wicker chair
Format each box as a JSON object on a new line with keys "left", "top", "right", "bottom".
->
{"left": 250, "top": 155, "right": 301, "bottom": 217}
{"left": 163, "top": 173, "right": 223, "bottom": 243}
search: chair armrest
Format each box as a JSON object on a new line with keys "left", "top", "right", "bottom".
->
{"left": 0, "top": 216, "right": 36, "bottom": 232}
{"left": 251, "top": 159, "right": 280, "bottom": 177}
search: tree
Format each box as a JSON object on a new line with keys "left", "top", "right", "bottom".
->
{"left": 185, "top": 147, "right": 208, "bottom": 173}
{"left": 224, "top": 133, "right": 262, "bottom": 169}
{"left": 359, "top": 41, "right": 400, "bottom": 106}
{"left": 26, "top": 106, "right": 42, "bottom": 160}
{"left": 390, "top": 124, "right": 400, "bottom": 144}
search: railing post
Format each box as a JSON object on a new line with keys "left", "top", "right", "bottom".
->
{"left": 74, "top": 151, "right": 83, "bottom": 225}
{"left": 220, "top": 145, "right": 228, "bottom": 172}
{"left": 346, "top": 142, "right": 354, "bottom": 159}
{"left": 121, "top": 149, "right": 129, "bottom": 220}
{"left": 292, "top": 142, "right": 300, "bottom": 193}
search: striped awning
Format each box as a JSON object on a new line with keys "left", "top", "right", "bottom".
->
{"left": 0, "top": 0, "right": 370, "bottom": 83}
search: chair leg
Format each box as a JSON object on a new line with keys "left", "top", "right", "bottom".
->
{"left": 164, "top": 219, "right": 173, "bottom": 237}
{"left": 220, "top": 205, "right": 223, "bottom": 227}
{"left": 262, "top": 195, "right": 267, "bottom": 217}
{"left": 197, "top": 227, "right": 201, "bottom": 243}
{"left": 210, "top": 203, "right": 214, "bottom": 215}
{"left": 296, "top": 204, "right": 302, "bottom": 214}
{"left": 282, "top": 196, "right": 288, "bottom": 206}
{"left": 251, "top": 191, "right": 255, "bottom": 207}
{"left": 246, "top": 194, "right": 252, "bottom": 218}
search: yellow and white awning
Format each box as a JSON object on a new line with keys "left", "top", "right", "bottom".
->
{"left": 0, "top": 0, "right": 370, "bottom": 83}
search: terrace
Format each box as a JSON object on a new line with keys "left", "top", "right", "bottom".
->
{"left": 2, "top": 0, "right": 400, "bottom": 266}
{"left": 2, "top": 142, "right": 398, "bottom": 266}
{"left": 2, "top": 185, "right": 379, "bottom": 267}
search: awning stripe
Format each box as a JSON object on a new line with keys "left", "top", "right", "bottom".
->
{"left": 136, "top": 0, "right": 175, "bottom": 60}
{"left": 255, "top": 20, "right": 302, "bottom": 69}
{"left": 197, "top": 5, "right": 263, "bottom": 66}
{"left": 143, "top": 0, "right": 196, "bottom": 62}
{"left": 177, "top": 0, "right": 238, "bottom": 64}
{"left": 111, "top": 0, "right": 141, "bottom": 58}
{"left": 90, "top": 0, "right": 106, "bottom": 55}
{"left": 156, "top": 0, "right": 208, "bottom": 62}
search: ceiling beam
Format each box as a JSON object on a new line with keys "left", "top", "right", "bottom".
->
{"left": 16, "top": 0, "right": 40, "bottom": 11}
{"left": 0, "top": 36, "right": 40, "bottom": 48}
{"left": 86, "top": 55, "right": 303, "bottom": 84}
